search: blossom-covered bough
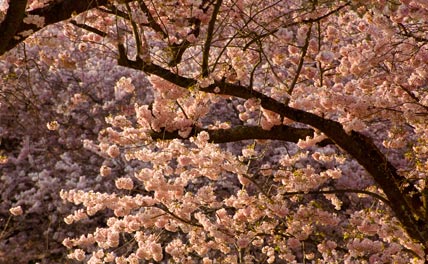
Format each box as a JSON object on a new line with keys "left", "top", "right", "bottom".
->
{"left": 2, "top": 0, "right": 428, "bottom": 263}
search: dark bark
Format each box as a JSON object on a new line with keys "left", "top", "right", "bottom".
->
{"left": 0, "top": 0, "right": 115, "bottom": 55}
{"left": 201, "top": 0, "right": 222, "bottom": 76}
{"left": 0, "top": 0, "right": 27, "bottom": 54}
{"left": 150, "top": 125, "right": 333, "bottom": 145}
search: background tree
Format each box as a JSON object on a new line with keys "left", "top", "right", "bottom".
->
{"left": 1, "top": 0, "right": 428, "bottom": 263}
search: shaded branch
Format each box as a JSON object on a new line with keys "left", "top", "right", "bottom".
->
{"left": 288, "top": 23, "right": 312, "bottom": 97}
{"left": 302, "top": 2, "right": 350, "bottom": 24}
{"left": 125, "top": 2, "right": 143, "bottom": 57}
{"left": 399, "top": 84, "right": 428, "bottom": 113}
{"left": 202, "top": 0, "right": 222, "bottom": 77}
{"left": 283, "top": 2, "right": 351, "bottom": 28}
{"left": 154, "top": 204, "right": 202, "bottom": 228}
{"left": 70, "top": 20, "right": 108, "bottom": 37}
{"left": 167, "top": 17, "right": 202, "bottom": 67}
{"left": 0, "top": 0, "right": 135, "bottom": 55}
{"left": 0, "top": 0, "right": 27, "bottom": 54}
{"left": 282, "top": 189, "right": 390, "bottom": 206}
{"left": 97, "top": 5, "right": 128, "bottom": 19}
{"left": 168, "top": 41, "right": 192, "bottom": 67}
{"left": 138, "top": 1, "right": 167, "bottom": 39}
{"left": 397, "top": 22, "right": 428, "bottom": 43}
{"left": 117, "top": 46, "right": 197, "bottom": 85}
{"left": 243, "top": 30, "right": 277, "bottom": 51}
{"left": 150, "top": 125, "right": 333, "bottom": 145}
{"left": 167, "top": 1, "right": 211, "bottom": 66}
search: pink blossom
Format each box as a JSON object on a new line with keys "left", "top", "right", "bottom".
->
{"left": 316, "top": 50, "right": 335, "bottom": 64}
{"left": 115, "top": 177, "right": 134, "bottom": 190}
{"left": 23, "top": 15, "right": 45, "bottom": 28}
{"left": 70, "top": 249, "right": 86, "bottom": 261}
{"left": 46, "top": 120, "right": 60, "bottom": 131}
{"left": 287, "top": 238, "right": 301, "bottom": 249}
{"left": 106, "top": 144, "right": 120, "bottom": 158}
{"left": 9, "top": 206, "right": 23, "bottom": 216}
{"left": 99, "top": 165, "right": 112, "bottom": 177}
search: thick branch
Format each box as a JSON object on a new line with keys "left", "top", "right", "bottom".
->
{"left": 118, "top": 47, "right": 197, "bottom": 86}
{"left": 117, "top": 55, "right": 427, "bottom": 243}
{"left": 0, "top": 0, "right": 28, "bottom": 54}
{"left": 150, "top": 125, "right": 333, "bottom": 145}
{"left": 0, "top": 0, "right": 130, "bottom": 55}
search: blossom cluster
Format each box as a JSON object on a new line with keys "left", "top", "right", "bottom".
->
{"left": 1, "top": 0, "right": 428, "bottom": 263}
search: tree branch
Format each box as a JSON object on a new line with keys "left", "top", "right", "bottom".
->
{"left": 201, "top": 0, "right": 222, "bottom": 77}
{"left": 153, "top": 204, "right": 203, "bottom": 228}
{"left": 149, "top": 125, "right": 333, "bottom": 145}
{"left": 288, "top": 23, "right": 312, "bottom": 97}
{"left": 70, "top": 20, "right": 108, "bottom": 37}
{"left": 282, "top": 189, "right": 390, "bottom": 206}
{"left": 124, "top": 2, "right": 143, "bottom": 57}
{"left": 167, "top": 17, "right": 202, "bottom": 67}
{"left": 0, "top": 0, "right": 28, "bottom": 54}
{"left": 0, "top": 0, "right": 135, "bottom": 55}
{"left": 138, "top": 1, "right": 167, "bottom": 39}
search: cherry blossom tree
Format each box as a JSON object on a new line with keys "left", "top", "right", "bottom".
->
{"left": 2, "top": 0, "right": 428, "bottom": 263}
